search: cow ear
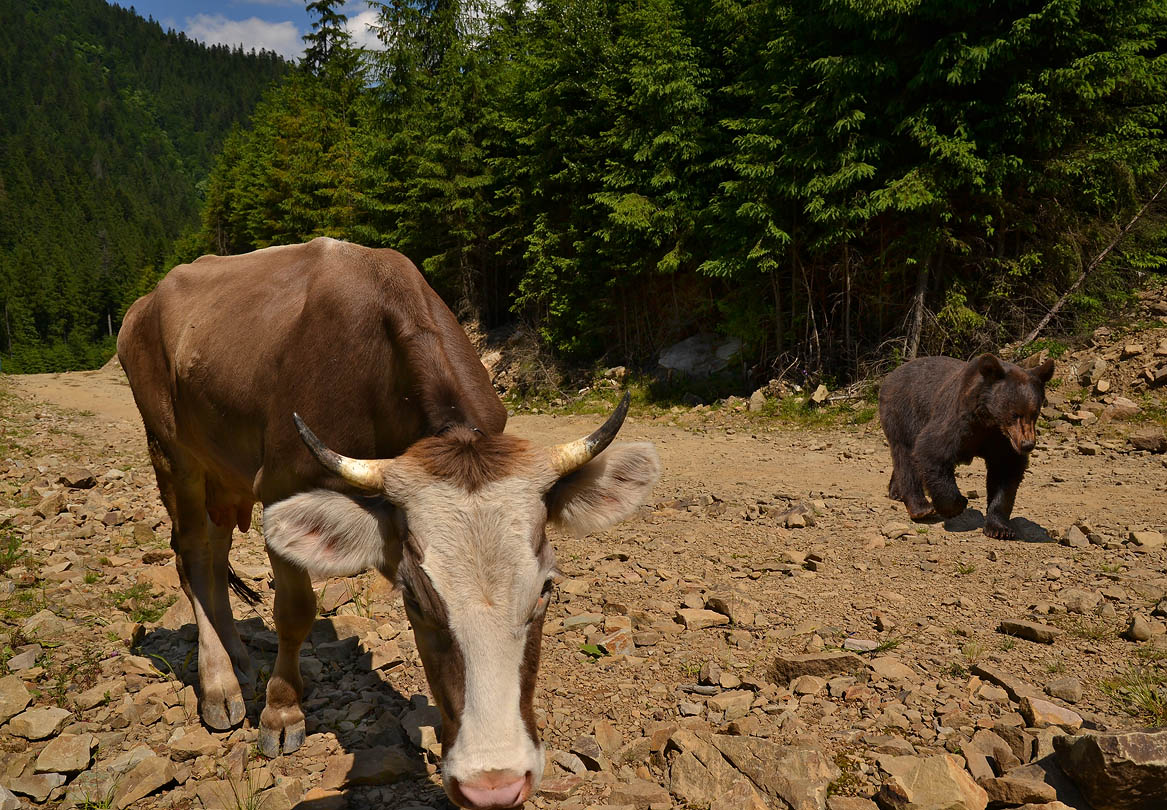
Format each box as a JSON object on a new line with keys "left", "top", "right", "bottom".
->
{"left": 972, "top": 353, "right": 1005, "bottom": 380}
{"left": 548, "top": 443, "right": 661, "bottom": 536}
{"left": 1033, "top": 358, "right": 1055, "bottom": 383}
{"left": 264, "top": 491, "right": 397, "bottom": 577}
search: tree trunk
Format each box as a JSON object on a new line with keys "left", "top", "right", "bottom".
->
{"left": 905, "top": 258, "right": 928, "bottom": 360}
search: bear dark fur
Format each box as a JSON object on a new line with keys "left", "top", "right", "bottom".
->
{"left": 878, "top": 353, "right": 1055, "bottom": 539}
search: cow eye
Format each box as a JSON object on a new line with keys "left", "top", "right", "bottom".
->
{"left": 402, "top": 589, "right": 422, "bottom": 614}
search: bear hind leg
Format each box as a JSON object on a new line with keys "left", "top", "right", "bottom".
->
{"left": 888, "top": 440, "right": 934, "bottom": 520}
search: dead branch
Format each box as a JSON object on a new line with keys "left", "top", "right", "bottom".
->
{"left": 1023, "top": 176, "right": 1167, "bottom": 345}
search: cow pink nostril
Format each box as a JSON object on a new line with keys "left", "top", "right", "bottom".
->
{"left": 453, "top": 771, "right": 531, "bottom": 809}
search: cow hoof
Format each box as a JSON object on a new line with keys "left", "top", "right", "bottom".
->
{"left": 259, "top": 721, "right": 306, "bottom": 757}
{"left": 202, "top": 693, "right": 246, "bottom": 730}
{"left": 907, "top": 506, "right": 936, "bottom": 521}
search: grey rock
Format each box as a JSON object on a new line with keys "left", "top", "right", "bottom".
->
{"left": 5, "top": 650, "right": 36, "bottom": 672}
{"left": 1044, "top": 677, "right": 1082, "bottom": 704}
{"left": 0, "top": 675, "right": 32, "bottom": 724}
{"left": 771, "top": 652, "right": 864, "bottom": 686}
{"left": 34, "top": 732, "right": 96, "bottom": 773}
{"left": 1123, "top": 615, "right": 1154, "bottom": 642}
{"left": 1019, "top": 697, "right": 1082, "bottom": 731}
{"left": 875, "top": 754, "right": 988, "bottom": 810}
{"left": 710, "top": 735, "right": 840, "bottom": 810}
{"left": 1129, "top": 428, "right": 1167, "bottom": 453}
{"left": 1054, "top": 728, "right": 1167, "bottom": 810}
{"left": 8, "top": 772, "right": 66, "bottom": 803}
{"left": 979, "top": 774, "right": 1057, "bottom": 805}
{"left": 659, "top": 334, "right": 742, "bottom": 377}
{"left": 8, "top": 706, "right": 72, "bottom": 740}
{"left": 112, "top": 755, "right": 175, "bottom": 809}
{"left": 0, "top": 785, "right": 19, "bottom": 810}
{"left": 1060, "top": 526, "right": 1089, "bottom": 548}
{"left": 998, "top": 620, "right": 1060, "bottom": 644}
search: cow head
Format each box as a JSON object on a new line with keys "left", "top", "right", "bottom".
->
{"left": 264, "top": 396, "right": 660, "bottom": 809}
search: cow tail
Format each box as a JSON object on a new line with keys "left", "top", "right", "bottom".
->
{"left": 228, "top": 564, "right": 262, "bottom": 606}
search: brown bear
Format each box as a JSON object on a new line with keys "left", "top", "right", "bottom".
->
{"left": 878, "top": 353, "right": 1055, "bottom": 539}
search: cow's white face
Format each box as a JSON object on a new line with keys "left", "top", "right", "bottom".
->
{"left": 265, "top": 425, "right": 660, "bottom": 810}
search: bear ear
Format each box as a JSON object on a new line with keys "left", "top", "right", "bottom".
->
{"left": 972, "top": 353, "right": 1005, "bottom": 380}
{"left": 1032, "top": 358, "right": 1055, "bottom": 383}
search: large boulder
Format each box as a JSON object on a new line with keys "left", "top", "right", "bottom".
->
{"left": 1053, "top": 729, "right": 1167, "bottom": 810}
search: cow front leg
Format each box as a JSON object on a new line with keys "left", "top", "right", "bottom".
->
{"left": 172, "top": 503, "right": 247, "bottom": 730}
{"left": 259, "top": 552, "right": 315, "bottom": 757}
{"left": 208, "top": 521, "right": 254, "bottom": 695}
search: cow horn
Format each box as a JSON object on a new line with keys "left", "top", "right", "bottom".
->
{"left": 293, "top": 413, "right": 387, "bottom": 491}
{"left": 548, "top": 392, "right": 630, "bottom": 475}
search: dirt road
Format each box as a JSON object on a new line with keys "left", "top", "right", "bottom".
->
{"left": 2, "top": 358, "right": 1165, "bottom": 809}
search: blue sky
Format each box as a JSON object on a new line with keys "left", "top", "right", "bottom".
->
{"left": 112, "top": 1, "right": 382, "bottom": 60}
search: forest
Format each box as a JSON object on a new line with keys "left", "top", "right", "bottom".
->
{"left": 0, "top": 0, "right": 287, "bottom": 372}
{"left": 4, "top": 0, "right": 1167, "bottom": 387}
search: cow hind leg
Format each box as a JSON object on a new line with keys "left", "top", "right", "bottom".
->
{"left": 156, "top": 458, "right": 247, "bottom": 731}
{"left": 259, "top": 551, "right": 316, "bottom": 757}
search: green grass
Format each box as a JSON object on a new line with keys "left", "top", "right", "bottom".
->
{"left": 111, "top": 583, "right": 176, "bottom": 624}
{"left": 1099, "top": 665, "right": 1167, "bottom": 725}
{"left": 0, "top": 532, "right": 23, "bottom": 574}
{"left": 504, "top": 373, "right": 879, "bottom": 429}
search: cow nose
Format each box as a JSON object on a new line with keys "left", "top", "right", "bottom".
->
{"left": 453, "top": 771, "right": 531, "bottom": 809}
{"left": 1019, "top": 439, "right": 1035, "bottom": 453}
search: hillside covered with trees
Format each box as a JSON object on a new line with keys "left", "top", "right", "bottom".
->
{"left": 198, "top": 0, "right": 1167, "bottom": 387}
{"left": 0, "top": 0, "right": 287, "bottom": 372}
{"left": 7, "top": 0, "right": 1167, "bottom": 385}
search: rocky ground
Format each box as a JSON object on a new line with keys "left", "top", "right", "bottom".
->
{"left": 1, "top": 291, "right": 1166, "bottom": 810}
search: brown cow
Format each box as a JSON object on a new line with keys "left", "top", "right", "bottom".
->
{"left": 117, "top": 238, "right": 661, "bottom": 809}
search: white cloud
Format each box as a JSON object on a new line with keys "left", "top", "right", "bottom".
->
{"left": 345, "top": 7, "right": 382, "bottom": 51}
{"left": 185, "top": 13, "right": 303, "bottom": 60}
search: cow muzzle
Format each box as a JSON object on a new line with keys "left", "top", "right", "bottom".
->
{"left": 450, "top": 770, "right": 533, "bottom": 810}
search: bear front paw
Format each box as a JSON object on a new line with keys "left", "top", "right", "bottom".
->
{"left": 933, "top": 494, "right": 968, "bottom": 519}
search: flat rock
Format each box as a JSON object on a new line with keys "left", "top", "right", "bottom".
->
{"left": 971, "top": 664, "right": 1041, "bottom": 702}
{"left": 113, "top": 755, "right": 174, "bottom": 809}
{"left": 998, "top": 620, "right": 1059, "bottom": 644}
{"left": 876, "top": 754, "right": 988, "bottom": 810}
{"left": 1044, "top": 677, "right": 1082, "bottom": 704}
{"left": 608, "top": 779, "right": 671, "bottom": 808}
{"left": 1019, "top": 697, "right": 1082, "bottom": 731}
{"left": 771, "top": 652, "right": 864, "bottom": 685}
{"left": 8, "top": 772, "right": 66, "bottom": 803}
{"left": 1128, "top": 530, "right": 1164, "bottom": 549}
{"left": 1053, "top": 728, "right": 1167, "bottom": 810}
{"left": 869, "top": 656, "right": 917, "bottom": 682}
{"left": 0, "top": 674, "right": 33, "bottom": 723}
{"left": 676, "top": 608, "right": 730, "bottom": 630}
{"left": 978, "top": 775, "right": 1057, "bottom": 806}
{"left": 1128, "top": 428, "right": 1167, "bottom": 453}
{"left": 0, "top": 786, "right": 19, "bottom": 810}
{"left": 667, "top": 729, "right": 766, "bottom": 807}
{"left": 35, "top": 732, "right": 96, "bottom": 773}
{"left": 1060, "top": 589, "right": 1100, "bottom": 615}
{"left": 319, "top": 747, "right": 422, "bottom": 789}
{"left": 168, "top": 726, "right": 220, "bottom": 761}
{"left": 707, "top": 690, "right": 754, "bottom": 720}
{"left": 710, "top": 735, "right": 840, "bottom": 810}
{"left": 8, "top": 706, "right": 72, "bottom": 740}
